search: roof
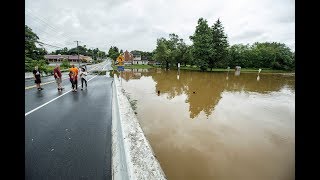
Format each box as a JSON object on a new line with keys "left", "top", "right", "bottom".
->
{"left": 131, "top": 51, "right": 141, "bottom": 56}
{"left": 44, "top": 54, "right": 92, "bottom": 60}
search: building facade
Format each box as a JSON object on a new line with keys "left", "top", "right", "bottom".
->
{"left": 44, "top": 54, "right": 93, "bottom": 63}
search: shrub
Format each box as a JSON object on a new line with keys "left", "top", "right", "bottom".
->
{"left": 61, "top": 59, "right": 71, "bottom": 68}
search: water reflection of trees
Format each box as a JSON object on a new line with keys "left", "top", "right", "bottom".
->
{"left": 129, "top": 69, "right": 295, "bottom": 119}
{"left": 119, "top": 69, "right": 151, "bottom": 81}
{"left": 152, "top": 69, "right": 187, "bottom": 99}
{"left": 152, "top": 71, "right": 226, "bottom": 118}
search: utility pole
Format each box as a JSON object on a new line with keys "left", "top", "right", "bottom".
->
{"left": 75, "top": 40, "right": 80, "bottom": 67}
{"left": 91, "top": 49, "right": 94, "bottom": 64}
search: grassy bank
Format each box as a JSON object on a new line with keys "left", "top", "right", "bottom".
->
{"left": 111, "top": 64, "right": 154, "bottom": 70}
{"left": 111, "top": 63, "right": 292, "bottom": 73}
{"left": 179, "top": 66, "right": 293, "bottom": 73}
{"left": 124, "top": 64, "right": 154, "bottom": 69}
{"left": 111, "top": 64, "right": 116, "bottom": 70}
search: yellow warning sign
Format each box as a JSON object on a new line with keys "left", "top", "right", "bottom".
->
{"left": 117, "top": 56, "right": 124, "bottom": 62}
{"left": 117, "top": 55, "right": 124, "bottom": 65}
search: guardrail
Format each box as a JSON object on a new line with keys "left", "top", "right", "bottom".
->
{"left": 111, "top": 75, "right": 167, "bottom": 180}
{"left": 112, "top": 75, "right": 130, "bottom": 180}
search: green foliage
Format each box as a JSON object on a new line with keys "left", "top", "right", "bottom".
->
{"left": 153, "top": 38, "right": 171, "bottom": 69}
{"left": 227, "top": 42, "right": 294, "bottom": 70}
{"left": 150, "top": 17, "right": 294, "bottom": 71}
{"left": 25, "top": 59, "right": 49, "bottom": 73}
{"left": 209, "top": 19, "right": 229, "bottom": 69}
{"left": 124, "top": 64, "right": 153, "bottom": 69}
{"left": 25, "top": 25, "right": 47, "bottom": 61}
{"left": 190, "top": 18, "right": 212, "bottom": 71}
{"left": 61, "top": 59, "right": 71, "bottom": 68}
{"left": 108, "top": 46, "right": 120, "bottom": 61}
{"left": 153, "top": 33, "right": 192, "bottom": 69}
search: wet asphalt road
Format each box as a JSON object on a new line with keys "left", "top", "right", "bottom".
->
{"left": 25, "top": 60, "right": 113, "bottom": 179}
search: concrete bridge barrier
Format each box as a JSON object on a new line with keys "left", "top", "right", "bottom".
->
{"left": 111, "top": 75, "right": 167, "bottom": 180}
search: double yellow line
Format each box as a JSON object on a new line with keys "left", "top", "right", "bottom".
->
{"left": 25, "top": 64, "right": 102, "bottom": 90}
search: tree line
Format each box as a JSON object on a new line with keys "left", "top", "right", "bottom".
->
{"left": 51, "top": 46, "right": 106, "bottom": 61}
{"left": 152, "top": 18, "right": 295, "bottom": 71}
{"left": 25, "top": 25, "right": 107, "bottom": 72}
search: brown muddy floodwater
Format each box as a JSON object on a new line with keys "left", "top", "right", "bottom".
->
{"left": 119, "top": 68, "right": 295, "bottom": 180}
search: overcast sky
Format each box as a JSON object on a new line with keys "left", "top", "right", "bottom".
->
{"left": 25, "top": 0, "right": 295, "bottom": 53}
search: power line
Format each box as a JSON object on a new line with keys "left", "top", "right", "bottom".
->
{"left": 25, "top": 8, "right": 75, "bottom": 40}
{"left": 25, "top": 38, "right": 64, "bottom": 49}
{"left": 25, "top": 7, "right": 73, "bottom": 36}
{"left": 25, "top": 8, "right": 109, "bottom": 52}
{"left": 26, "top": 18, "right": 106, "bottom": 51}
{"left": 37, "top": 41, "right": 64, "bottom": 49}
{"left": 25, "top": 13, "right": 74, "bottom": 46}
{"left": 25, "top": 12, "right": 77, "bottom": 49}
{"left": 25, "top": 17, "right": 72, "bottom": 44}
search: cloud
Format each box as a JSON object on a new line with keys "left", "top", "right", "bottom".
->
{"left": 25, "top": 0, "right": 295, "bottom": 52}
{"left": 233, "top": 30, "right": 265, "bottom": 42}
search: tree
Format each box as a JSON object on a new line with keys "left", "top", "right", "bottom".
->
{"left": 108, "top": 46, "right": 120, "bottom": 61}
{"left": 153, "top": 38, "right": 171, "bottom": 69}
{"left": 226, "top": 42, "right": 294, "bottom": 70}
{"left": 227, "top": 44, "right": 251, "bottom": 68}
{"left": 183, "top": 45, "right": 194, "bottom": 66}
{"left": 210, "top": 19, "right": 229, "bottom": 69}
{"left": 251, "top": 42, "right": 294, "bottom": 70}
{"left": 190, "top": 18, "right": 212, "bottom": 71}
{"left": 61, "top": 59, "right": 71, "bottom": 68}
{"left": 25, "top": 25, "right": 47, "bottom": 61}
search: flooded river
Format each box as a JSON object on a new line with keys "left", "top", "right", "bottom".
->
{"left": 119, "top": 68, "right": 295, "bottom": 180}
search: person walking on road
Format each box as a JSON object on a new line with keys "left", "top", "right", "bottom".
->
{"left": 54, "top": 64, "right": 63, "bottom": 91}
{"left": 69, "top": 70, "right": 76, "bottom": 92}
{"left": 33, "top": 66, "right": 43, "bottom": 91}
{"left": 69, "top": 64, "right": 79, "bottom": 92}
{"left": 79, "top": 67, "right": 88, "bottom": 90}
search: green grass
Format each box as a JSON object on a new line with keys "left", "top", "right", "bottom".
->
{"left": 179, "top": 66, "right": 293, "bottom": 73}
{"left": 124, "top": 64, "right": 154, "bottom": 69}
{"left": 111, "top": 64, "right": 117, "bottom": 70}
{"left": 111, "top": 63, "right": 293, "bottom": 73}
{"left": 45, "top": 66, "right": 55, "bottom": 71}
{"left": 45, "top": 66, "right": 69, "bottom": 74}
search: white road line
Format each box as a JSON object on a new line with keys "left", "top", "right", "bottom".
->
{"left": 25, "top": 63, "right": 110, "bottom": 116}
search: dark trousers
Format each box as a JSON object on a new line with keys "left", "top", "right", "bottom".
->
{"left": 81, "top": 78, "right": 87, "bottom": 88}
{"left": 70, "top": 79, "right": 78, "bottom": 89}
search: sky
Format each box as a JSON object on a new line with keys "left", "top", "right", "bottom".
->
{"left": 25, "top": 0, "right": 295, "bottom": 53}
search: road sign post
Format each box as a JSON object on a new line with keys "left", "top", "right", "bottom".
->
{"left": 117, "top": 66, "right": 124, "bottom": 71}
{"left": 116, "top": 55, "right": 125, "bottom": 84}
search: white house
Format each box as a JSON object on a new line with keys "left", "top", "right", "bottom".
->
{"left": 132, "top": 52, "right": 149, "bottom": 65}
